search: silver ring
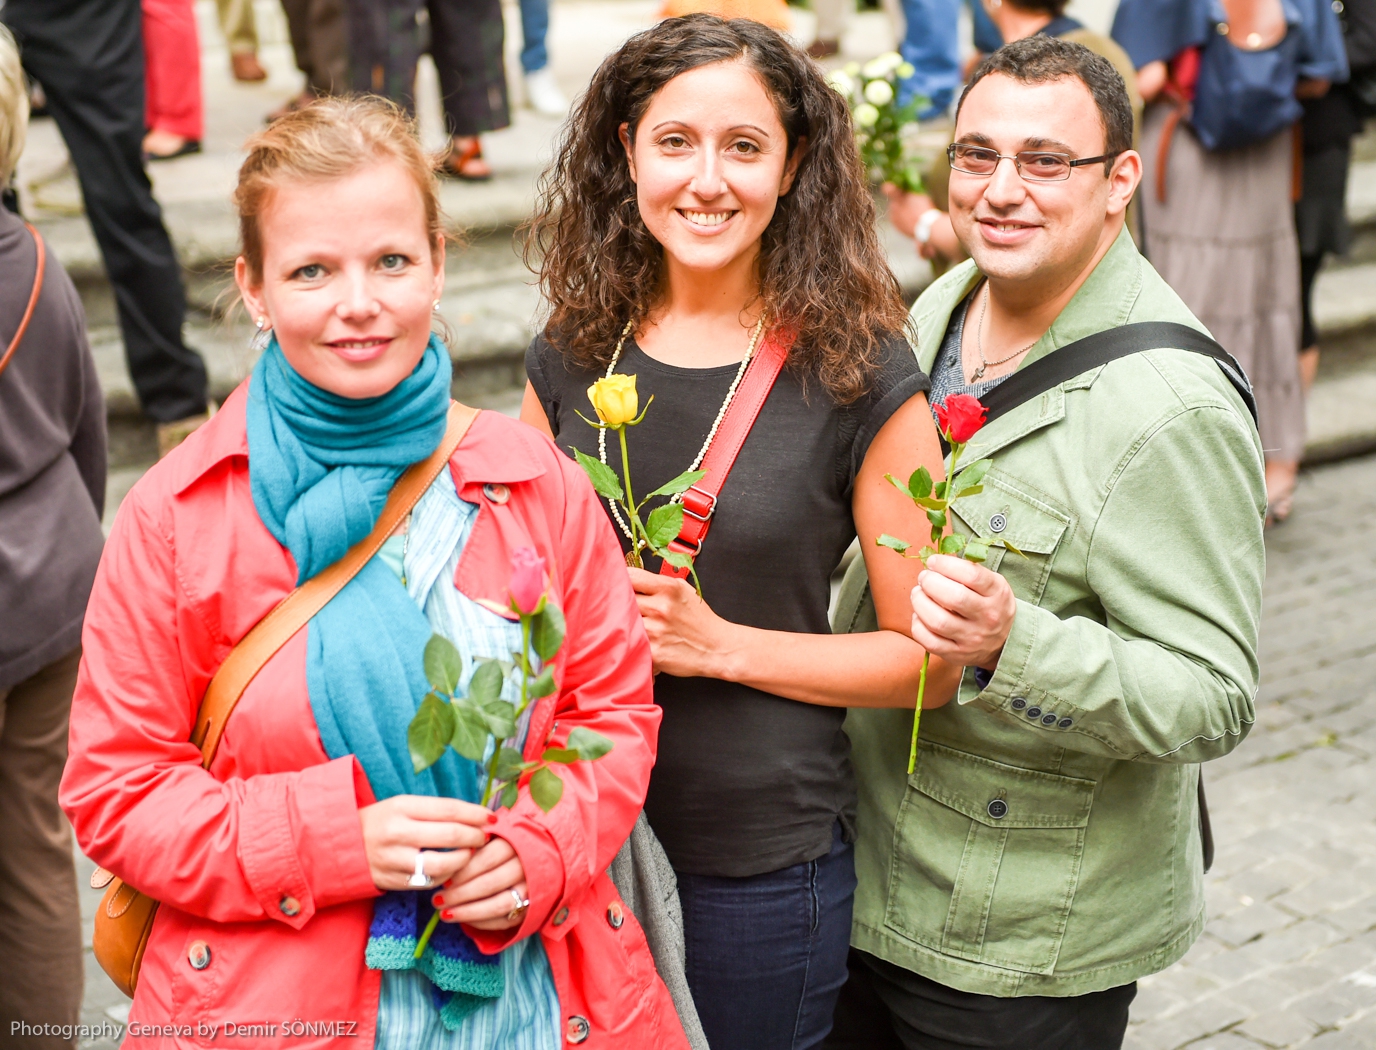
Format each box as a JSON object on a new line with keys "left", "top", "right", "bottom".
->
{"left": 506, "top": 887, "right": 530, "bottom": 921}
{"left": 407, "top": 851, "right": 431, "bottom": 888}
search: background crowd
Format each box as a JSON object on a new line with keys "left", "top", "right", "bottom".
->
{"left": 0, "top": 0, "right": 1373, "bottom": 1047}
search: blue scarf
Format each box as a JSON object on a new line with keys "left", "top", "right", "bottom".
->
{"left": 246, "top": 336, "right": 503, "bottom": 1028}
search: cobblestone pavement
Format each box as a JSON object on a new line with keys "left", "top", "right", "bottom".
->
{"left": 71, "top": 453, "right": 1376, "bottom": 1047}
{"left": 1124, "top": 453, "right": 1376, "bottom": 1050}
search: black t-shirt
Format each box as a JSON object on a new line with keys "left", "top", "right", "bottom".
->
{"left": 526, "top": 331, "right": 930, "bottom": 877}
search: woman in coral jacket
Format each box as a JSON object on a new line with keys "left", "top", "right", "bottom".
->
{"left": 60, "top": 96, "right": 687, "bottom": 1050}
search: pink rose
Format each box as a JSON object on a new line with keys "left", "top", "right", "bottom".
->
{"left": 509, "top": 547, "right": 546, "bottom": 615}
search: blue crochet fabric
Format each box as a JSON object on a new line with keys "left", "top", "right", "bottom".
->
{"left": 366, "top": 892, "right": 505, "bottom": 1027}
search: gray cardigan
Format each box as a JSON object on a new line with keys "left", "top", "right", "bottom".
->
{"left": 0, "top": 206, "right": 106, "bottom": 691}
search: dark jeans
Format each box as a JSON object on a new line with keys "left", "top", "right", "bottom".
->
{"left": 676, "top": 823, "right": 856, "bottom": 1050}
{"left": 3, "top": 0, "right": 208, "bottom": 424}
{"left": 825, "top": 949, "right": 1136, "bottom": 1050}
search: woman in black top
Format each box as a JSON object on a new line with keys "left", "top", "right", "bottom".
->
{"left": 520, "top": 16, "right": 955, "bottom": 1050}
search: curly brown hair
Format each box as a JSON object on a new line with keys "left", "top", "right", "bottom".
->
{"left": 525, "top": 14, "right": 911, "bottom": 404}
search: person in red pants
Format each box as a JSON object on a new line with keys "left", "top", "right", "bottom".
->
{"left": 142, "top": 0, "right": 203, "bottom": 159}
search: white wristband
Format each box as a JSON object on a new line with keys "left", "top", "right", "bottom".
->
{"left": 915, "top": 208, "right": 942, "bottom": 245}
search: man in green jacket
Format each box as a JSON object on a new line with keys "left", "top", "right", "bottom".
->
{"left": 827, "top": 36, "right": 1265, "bottom": 1050}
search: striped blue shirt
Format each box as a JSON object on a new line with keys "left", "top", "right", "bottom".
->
{"left": 374, "top": 470, "right": 560, "bottom": 1050}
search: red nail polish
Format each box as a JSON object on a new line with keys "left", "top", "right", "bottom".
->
{"left": 487, "top": 813, "right": 498, "bottom": 824}
{"left": 441, "top": 910, "right": 454, "bottom": 920}
{"left": 432, "top": 894, "right": 444, "bottom": 907}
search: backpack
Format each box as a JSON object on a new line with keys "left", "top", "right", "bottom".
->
{"left": 1190, "top": 22, "right": 1305, "bottom": 150}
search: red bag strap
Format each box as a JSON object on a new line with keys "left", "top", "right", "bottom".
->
{"left": 658, "top": 328, "right": 793, "bottom": 579}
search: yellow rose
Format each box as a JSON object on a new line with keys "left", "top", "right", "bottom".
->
{"left": 587, "top": 374, "right": 639, "bottom": 426}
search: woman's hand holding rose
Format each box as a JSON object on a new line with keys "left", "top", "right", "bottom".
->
{"left": 432, "top": 836, "right": 529, "bottom": 932}
{"left": 359, "top": 795, "right": 492, "bottom": 892}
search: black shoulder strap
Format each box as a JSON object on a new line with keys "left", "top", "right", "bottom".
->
{"left": 977, "top": 321, "right": 1258, "bottom": 431}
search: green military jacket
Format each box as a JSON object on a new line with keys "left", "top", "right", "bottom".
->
{"left": 836, "top": 227, "right": 1266, "bottom": 997}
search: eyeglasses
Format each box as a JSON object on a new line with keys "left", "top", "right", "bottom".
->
{"left": 947, "top": 143, "right": 1122, "bottom": 182}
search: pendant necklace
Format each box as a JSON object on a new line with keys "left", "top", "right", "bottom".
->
{"left": 598, "top": 317, "right": 766, "bottom": 544}
{"left": 971, "top": 280, "right": 1039, "bottom": 382}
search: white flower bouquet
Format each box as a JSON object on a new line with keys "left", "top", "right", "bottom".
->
{"left": 827, "top": 52, "right": 925, "bottom": 194}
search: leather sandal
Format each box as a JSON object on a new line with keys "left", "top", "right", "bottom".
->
{"left": 440, "top": 138, "right": 492, "bottom": 182}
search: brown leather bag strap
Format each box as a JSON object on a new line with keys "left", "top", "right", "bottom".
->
{"left": 1155, "top": 103, "right": 1186, "bottom": 205}
{"left": 190, "top": 401, "right": 481, "bottom": 766}
{"left": 0, "top": 222, "right": 47, "bottom": 379}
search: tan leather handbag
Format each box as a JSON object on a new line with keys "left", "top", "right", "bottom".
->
{"left": 90, "top": 402, "right": 479, "bottom": 998}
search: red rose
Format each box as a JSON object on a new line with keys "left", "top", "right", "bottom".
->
{"left": 935, "top": 393, "right": 988, "bottom": 445}
{"left": 509, "top": 546, "right": 546, "bottom": 615}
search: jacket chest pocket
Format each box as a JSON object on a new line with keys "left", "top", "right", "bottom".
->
{"left": 883, "top": 740, "right": 1094, "bottom": 976}
{"left": 951, "top": 474, "right": 1070, "bottom": 606}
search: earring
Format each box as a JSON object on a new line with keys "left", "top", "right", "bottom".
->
{"left": 250, "top": 315, "right": 271, "bottom": 353}
{"left": 433, "top": 300, "right": 441, "bottom": 312}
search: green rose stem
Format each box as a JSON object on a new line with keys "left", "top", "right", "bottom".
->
{"left": 906, "top": 438, "right": 965, "bottom": 776}
{"left": 615, "top": 424, "right": 646, "bottom": 567}
{"left": 908, "top": 654, "right": 928, "bottom": 775}
{"left": 414, "top": 610, "right": 538, "bottom": 960}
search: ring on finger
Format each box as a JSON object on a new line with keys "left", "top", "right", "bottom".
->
{"left": 506, "top": 887, "right": 530, "bottom": 922}
{"left": 407, "top": 850, "right": 431, "bottom": 888}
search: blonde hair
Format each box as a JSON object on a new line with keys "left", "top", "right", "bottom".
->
{"left": 0, "top": 25, "right": 29, "bottom": 186}
{"left": 233, "top": 95, "right": 449, "bottom": 283}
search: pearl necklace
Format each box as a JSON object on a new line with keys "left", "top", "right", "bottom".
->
{"left": 598, "top": 317, "right": 766, "bottom": 544}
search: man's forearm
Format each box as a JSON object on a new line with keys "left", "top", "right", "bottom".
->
{"left": 970, "top": 600, "right": 1255, "bottom": 763}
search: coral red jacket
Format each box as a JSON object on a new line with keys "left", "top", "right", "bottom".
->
{"left": 61, "top": 386, "right": 687, "bottom": 1050}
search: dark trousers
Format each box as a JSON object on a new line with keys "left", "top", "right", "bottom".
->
{"left": 0, "top": 650, "right": 83, "bottom": 1050}
{"left": 347, "top": 0, "right": 510, "bottom": 137}
{"left": 280, "top": 0, "right": 349, "bottom": 95}
{"left": 676, "top": 824, "right": 856, "bottom": 1050}
{"left": 825, "top": 949, "right": 1136, "bottom": 1050}
{"left": 3, "top": 0, "right": 207, "bottom": 424}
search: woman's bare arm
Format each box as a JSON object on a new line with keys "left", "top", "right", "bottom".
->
{"left": 630, "top": 392, "right": 962, "bottom": 709}
{"left": 519, "top": 382, "right": 556, "bottom": 438}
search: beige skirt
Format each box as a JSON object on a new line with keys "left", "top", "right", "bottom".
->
{"left": 1139, "top": 103, "right": 1305, "bottom": 462}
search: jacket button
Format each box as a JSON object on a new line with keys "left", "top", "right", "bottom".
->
{"left": 279, "top": 895, "right": 301, "bottom": 917}
{"left": 566, "top": 1015, "right": 590, "bottom": 1043}
{"left": 552, "top": 906, "right": 569, "bottom": 926}
{"left": 989, "top": 513, "right": 1007, "bottom": 533}
{"left": 483, "top": 483, "right": 510, "bottom": 505}
{"left": 188, "top": 940, "right": 212, "bottom": 970}
{"left": 1010, "top": 697, "right": 1027, "bottom": 710}
{"left": 1041, "top": 713, "right": 1058, "bottom": 726}
{"left": 1058, "top": 717, "right": 1074, "bottom": 728}
{"left": 987, "top": 799, "right": 1008, "bottom": 820}
{"left": 1026, "top": 707, "right": 1042, "bottom": 719}
{"left": 606, "top": 901, "right": 624, "bottom": 930}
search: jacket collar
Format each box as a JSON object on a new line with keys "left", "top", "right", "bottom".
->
{"left": 168, "top": 384, "right": 251, "bottom": 496}
{"left": 911, "top": 226, "right": 1143, "bottom": 457}
{"left": 168, "top": 381, "right": 547, "bottom": 497}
